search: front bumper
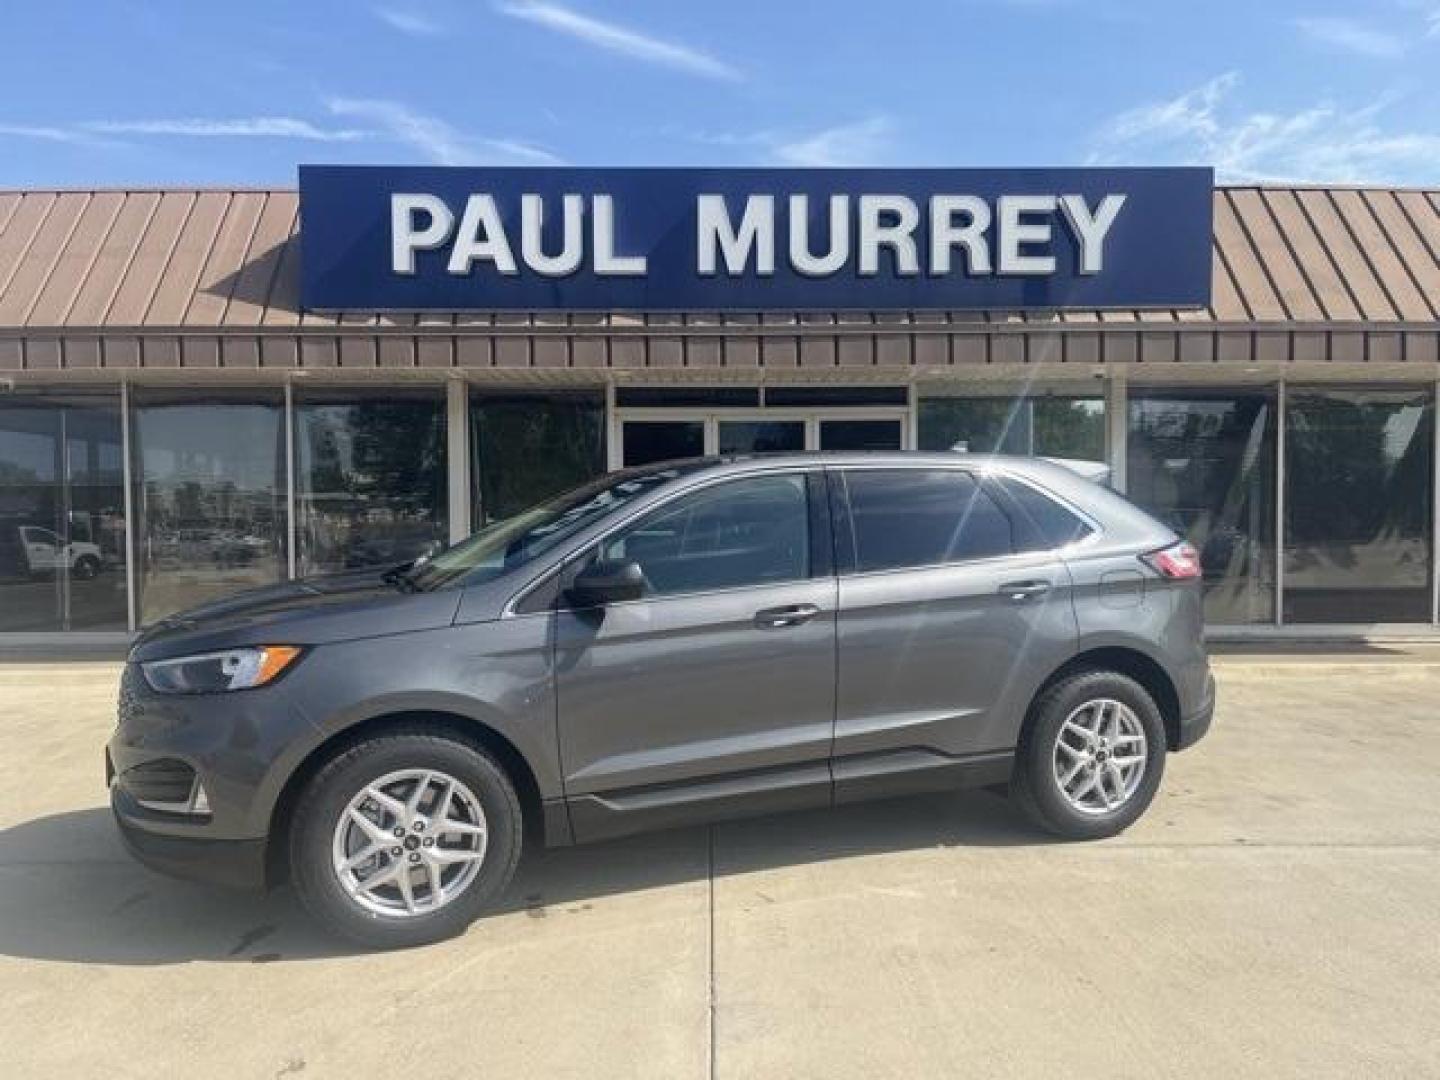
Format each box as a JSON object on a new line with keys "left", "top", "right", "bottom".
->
{"left": 111, "top": 784, "right": 268, "bottom": 889}
{"left": 1175, "top": 669, "right": 1215, "bottom": 751}
{"left": 106, "top": 660, "right": 317, "bottom": 889}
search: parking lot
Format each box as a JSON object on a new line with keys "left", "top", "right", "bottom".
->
{"left": 2, "top": 650, "right": 1438, "bottom": 1079}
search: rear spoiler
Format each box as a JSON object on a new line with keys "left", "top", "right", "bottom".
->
{"left": 1039, "top": 457, "right": 1112, "bottom": 484}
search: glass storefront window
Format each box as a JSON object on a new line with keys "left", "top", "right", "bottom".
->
{"left": 1284, "top": 387, "right": 1434, "bottom": 624}
{"left": 1127, "top": 391, "right": 1277, "bottom": 624}
{"left": 0, "top": 393, "right": 127, "bottom": 631}
{"left": 131, "top": 390, "right": 286, "bottom": 626}
{"left": 294, "top": 389, "right": 447, "bottom": 575}
{"left": 919, "top": 395, "right": 1106, "bottom": 461}
{"left": 471, "top": 393, "right": 606, "bottom": 525}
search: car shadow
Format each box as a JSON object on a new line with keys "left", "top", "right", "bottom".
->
{"left": 0, "top": 789, "right": 1045, "bottom": 966}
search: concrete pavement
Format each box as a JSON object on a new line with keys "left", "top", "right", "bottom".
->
{"left": 1, "top": 655, "right": 1438, "bottom": 1078}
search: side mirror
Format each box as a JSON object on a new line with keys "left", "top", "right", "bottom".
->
{"left": 568, "top": 559, "right": 646, "bottom": 608}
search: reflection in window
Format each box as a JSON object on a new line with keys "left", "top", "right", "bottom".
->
{"left": 718, "top": 421, "right": 804, "bottom": 456}
{"left": 472, "top": 394, "right": 606, "bottom": 525}
{"left": 295, "top": 391, "right": 447, "bottom": 575}
{"left": 919, "top": 396, "right": 1106, "bottom": 461}
{"left": 1284, "top": 388, "right": 1434, "bottom": 624}
{"left": 1127, "top": 392, "right": 1276, "bottom": 624}
{"left": 842, "top": 469, "right": 1015, "bottom": 572}
{"left": 621, "top": 420, "right": 704, "bottom": 469}
{"left": 132, "top": 391, "right": 285, "bottom": 625}
{"left": 0, "top": 394, "right": 127, "bottom": 631}
{"left": 600, "top": 474, "right": 810, "bottom": 596}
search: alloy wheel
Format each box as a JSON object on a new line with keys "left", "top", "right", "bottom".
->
{"left": 1051, "top": 698, "right": 1148, "bottom": 815}
{"left": 330, "top": 768, "right": 489, "bottom": 918}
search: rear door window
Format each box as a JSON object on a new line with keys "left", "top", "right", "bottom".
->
{"left": 838, "top": 469, "right": 1016, "bottom": 572}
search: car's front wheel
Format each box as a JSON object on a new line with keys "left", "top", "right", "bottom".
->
{"left": 289, "top": 727, "right": 522, "bottom": 948}
{"left": 1010, "top": 670, "right": 1167, "bottom": 840}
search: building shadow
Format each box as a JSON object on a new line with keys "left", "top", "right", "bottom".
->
{"left": 0, "top": 788, "right": 1043, "bottom": 966}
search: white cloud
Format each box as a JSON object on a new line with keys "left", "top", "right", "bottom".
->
{"left": 1293, "top": 16, "right": 1406, "bottom": 57}
{"left": 83, "top": 117, "right": 368, "bottom": 142}
{"left": 326, "top": 97, "right": 561, "bottom": 165}
{"left": 374, "top": 7, "right": 441, "bottom": 35}
{"left": 0, "top": 122, "right": 106, "bottom": 145}
{"left": 679, "top": 116, "right": 898, "bottom": 167}
{"left": 1093, "top": 71, "right": 1440, "bottom": 185}
{"left": 772, "top": 116, "right": 895, "bottom": 167}
{"left": 496, "top": 1, "right": 741, "bottom": 81}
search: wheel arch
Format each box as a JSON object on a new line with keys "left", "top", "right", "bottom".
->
{"left": 1032, "top": 645, "right": 1182, "bottom": 750}
{"left": 264, "top": 709, "right": 548, "bottom": 888}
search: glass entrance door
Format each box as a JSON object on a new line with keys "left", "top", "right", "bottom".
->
{"left": 717, "top": 420, "right": 806, "bottom": 456}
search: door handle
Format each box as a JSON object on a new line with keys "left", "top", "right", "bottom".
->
{"left": 754, "top": 603, "right": 820, "bottom": 629}
{"left": 999, "top": 580, "right": 1051, "bottom": 602}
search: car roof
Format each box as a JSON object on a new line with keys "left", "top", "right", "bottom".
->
{"left": 635, "top": 451, "right": 1091, "bottom": 486}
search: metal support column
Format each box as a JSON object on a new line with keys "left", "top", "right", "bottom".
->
{"left": 120, "top": 378, "right": 137, "bottom": 633}
{"left": 1433, "top": 373, "right": 1439, "bottom": 626}
{"left": 284, "top": 380, "right": 297, "bottom": 579}
{"left": 1104, "top": 370, "right": 1127, "bottom": 492}
{"left": 1275, "top": 379, "right": 1287, "bottom": 627}
{"left": 446, "top": 376, "right": 471, "bottom": 543}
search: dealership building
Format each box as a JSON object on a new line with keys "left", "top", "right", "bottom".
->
{"left": 1, "top": 169, "right": 1438, "bottom": 646}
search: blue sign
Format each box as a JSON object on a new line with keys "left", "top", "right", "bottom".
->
{"left": 299, "top": 165, "right": 1213, "bottom": 312}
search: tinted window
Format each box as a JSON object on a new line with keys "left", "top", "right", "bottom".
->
{"left": 294, "top": 389, "right": 447, "bottom": 574}
{"left": 842, "top": 469, "right": 1015, "bottom": 572}
{"left": 131, "top": 390, "right": 286, "bottom": 625}
{"left": 1284, "top": 387, "right": 1433, "bottom": 623}
{"left": 997, "top": 478, "right": 1094, "bottom": 551}
{"left": 1128, "top": 392, "right": 1276, "bottom": 624}
{"left": 599, "top": 474, "right": 810, "bottom": 596}
{"left": 471, "top": 393, "right": 606, "bottom": 526}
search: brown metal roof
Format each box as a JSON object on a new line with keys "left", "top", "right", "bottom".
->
{"left": 0, "top": 185, "right": 1436, "bottom": 333}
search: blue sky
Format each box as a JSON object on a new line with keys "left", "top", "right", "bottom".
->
{"left": 2, "top": 0, "right": 1438, "bottom": 186}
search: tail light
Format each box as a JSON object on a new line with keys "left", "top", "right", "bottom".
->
{"left": 1142, "top": 541, "right": 1202, "bottom": 580}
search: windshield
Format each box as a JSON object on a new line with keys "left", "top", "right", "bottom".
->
{"left": 403, "top": 462, "right": 707, "bottom": 591}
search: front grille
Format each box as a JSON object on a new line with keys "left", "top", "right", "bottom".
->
{"left": 118, "top": 758, "right": 196, "bottom": 807}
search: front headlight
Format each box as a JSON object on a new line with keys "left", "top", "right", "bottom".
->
{"left": 141, "top": 646, "right": 303, "bottom": 694}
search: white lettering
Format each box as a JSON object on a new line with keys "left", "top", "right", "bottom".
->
{"left": 997, "top": 195, "right": 1057, "bottom": 275}
{"left": 521, "top": 193, "right": 585, "bottom": 276}
{"left": 593, "top": 195, "right": 647, "bottom": 276}
{"left": 391, "top": 193, "right": 454, "bottom": 275}
{"left": 447, "top": 194, "right": 517, "bottom": 276}
{"left": 697, "top": 195, "right": 775, "bottom": 276}
{"left": 788, "top": 194, "right": 850, "bottom": 277}
{"left": 1059, "top": 193, "right": 1126, "bottom": 275}
{"left": 929, "top": 195, "right": 991, "bottom": 275}
{"left": 858, "top": 195, "right": 920, "bottom": 277}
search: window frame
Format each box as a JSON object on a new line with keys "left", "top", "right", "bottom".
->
{"left": 508, "top": 466, "right": 833, "bottom": 614}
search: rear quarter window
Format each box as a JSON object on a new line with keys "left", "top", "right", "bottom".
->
{"left": 995, "top": 477, "right": 1095, "bottom": 552}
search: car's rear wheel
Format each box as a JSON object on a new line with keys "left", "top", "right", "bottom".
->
{"left": 289, "top": 727, "right": 522, "bottom": 948}
{"left": 72, "top": 555, "right": 101, "bottom": 580}
{"left": 1010, "top": 670, "right": 1166, "bottom": 840}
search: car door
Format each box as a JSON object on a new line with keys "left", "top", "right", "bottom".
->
{"left": 829, "top": 466, "right": 1080, "bottom": 801}
{"left": 554, "top": 469, "right": 836, "bottom": 841}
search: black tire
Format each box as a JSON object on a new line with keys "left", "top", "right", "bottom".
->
{"left": 72, "top": 555, "right": 101, "bottom": 580}
{"left": 1010, "top": 670, "right": 1167, "bottom": 840}
{"left": 289, "top": 726, "right": 523, "bottom": 948}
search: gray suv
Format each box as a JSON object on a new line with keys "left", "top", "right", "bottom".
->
{"left": 109, "top": 453, "right": 1213, "bottom": 948}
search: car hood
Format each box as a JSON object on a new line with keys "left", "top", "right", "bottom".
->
{"left": 128, "top": 567, "right": 464, "bottom": 662}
